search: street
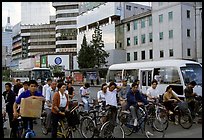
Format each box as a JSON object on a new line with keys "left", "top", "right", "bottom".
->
{"left": 2, "top": 82, "right": 202, "bottom": 138}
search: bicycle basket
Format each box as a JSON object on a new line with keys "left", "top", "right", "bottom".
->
{"left": 178, "top": 102, "right": 189, "bottom": 113}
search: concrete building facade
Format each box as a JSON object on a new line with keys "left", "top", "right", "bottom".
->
{"left": 76, "top": 2, "right": 151, "bottom": 69}
{"left": 21, "top": 2, "right": 50, "bottom": 25}
{"left": 119, "top": 2, "right": 202, "bottom": 63}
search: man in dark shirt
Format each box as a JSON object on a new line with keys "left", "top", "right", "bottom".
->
{"left": 13, "top": 79, "right": 23, "bottom": 97}
{"left": 126, "top": 82, "right": 148, "bottom": 126}
{"left": 184, "top": 81, "right": 197, "bottom": 119}
{"left": 2, "top": 83, "right": 16, "bottom": 137}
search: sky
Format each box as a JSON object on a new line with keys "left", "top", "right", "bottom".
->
{"left": 2, "top": 2, "right": 151, "bottom": 27}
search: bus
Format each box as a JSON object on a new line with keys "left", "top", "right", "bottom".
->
{"left": 11, "top": 67, "right": 52, "bottom": 83}
{"left": 106, "top": 59, "right": 202, "bottom": 98}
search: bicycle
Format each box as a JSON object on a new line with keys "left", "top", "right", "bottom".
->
{"left": 56, "top": 103, "right": 82, "bottom": 138}
{"left": 40, "top": 110, "right": 48, "bottom": 135}
{"left": 119, "top": 104, "right": 164, "bottom": 138}
{"left": 167, "top": 101, "right": 193, "bottom": 129}
{"left": 80, "top": 104, "right": 125, "bottom": 138}
{"left": 146, "top": 98, "right": 169, "bottom": 132}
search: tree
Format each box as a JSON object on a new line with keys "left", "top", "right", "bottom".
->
{"left": 77, "top": 34, "right": 95, "bottom": 68}
{"left": 90, "top": 23, "right": 109, "bottom": 68}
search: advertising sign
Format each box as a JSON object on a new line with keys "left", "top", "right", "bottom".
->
{"left": 41, "top": 55, "right": 47, "bottom": 68}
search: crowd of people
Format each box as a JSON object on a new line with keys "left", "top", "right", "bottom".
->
{"left": 2, "top": 77, "right": 201, "bottom": 138}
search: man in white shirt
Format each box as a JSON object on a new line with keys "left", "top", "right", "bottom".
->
{"left": 104, "top": 81, "right": 121, "bottom": 126}
{"left": 79, "top": 83, "right": 91, "bottom": 112}
{"left": 42, "top": 78, "right": 52, "bottom": 97}
{"left": 146, "top": 79, "right": 159, "bottom": 101}
{"left": 44, "top": 81, "right": 57, "bottom": 132}
{"left": 97, "top": 83, "right": 107, "bottom": 108}
{"left": 17, "top": 81, "right": 29, "bottom": 98}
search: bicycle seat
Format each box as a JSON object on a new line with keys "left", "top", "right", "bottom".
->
{"left": 121, "top": 110, "right": 130, "bottom": 114}
{"left": 89, "top": 109, "right": 98, "bottom": 114}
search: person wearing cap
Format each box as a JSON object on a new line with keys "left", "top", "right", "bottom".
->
{"left": 184, "top": 81, "right": 198, "bottom": 119}
{"left": 118, "top": 78, "right": 130, "bottom": 110}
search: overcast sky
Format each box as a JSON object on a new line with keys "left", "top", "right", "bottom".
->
{"left": 2, "top": 2, "right": 151, "bottom": 27}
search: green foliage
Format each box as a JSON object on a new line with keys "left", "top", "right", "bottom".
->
{"left": 77, "top": 24, "right": 109, "bottom": 69}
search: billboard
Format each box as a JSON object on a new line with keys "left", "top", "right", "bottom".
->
{"left": 47, "top": 55, "right": 69, "bottom": 70}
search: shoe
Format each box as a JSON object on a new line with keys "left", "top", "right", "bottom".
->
{"left": 174, "top": 121, "right": 178, "bottom": 125}
{"left": 169, "top": 110, "right": 174, "bottom": 115}
{"left": 133, "top": 119, "right": 138, "bottom": 126}
{"left": 146, "top": 131, "right": 154, "bottom": 138}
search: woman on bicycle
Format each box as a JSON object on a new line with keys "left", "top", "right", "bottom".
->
{"left": 51, "top": 82, "right": 69, "bottom": 138}
{"left": 163, "top": 85, "right": 182, "bottom": 123}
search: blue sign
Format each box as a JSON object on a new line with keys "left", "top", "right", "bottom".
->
{"left": 54, "top": 57, "right": 62, "bottom": 65}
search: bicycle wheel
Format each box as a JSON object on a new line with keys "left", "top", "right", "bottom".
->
{"left": 41, "top": 117, "right": 48, "bottom": 135}
{"left": 100, "top": 121, "right": 125, "bottom": 138}
{"left": 152, "top": 107, "right": 169, "bottom": 132}
{"left": 119, "top": 112, "right": 134, "bottom": 136}
{"left": 178, "top": 111, "right": 193, "bottom": 129}
{"left": 80, "top": 116, "right": 95, "bottom": 138}
{"left": 144, "top": 118, "right": 165, "bottom": 138}
{"left": 71, "top": 127, "right": 82, "bottom": 138}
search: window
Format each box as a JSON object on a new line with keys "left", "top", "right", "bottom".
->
{"left": 133, "top": 20, "right": 137, "bottom": 30}
{"left": 149, "top": 49, "right": 153, "bottom": 59}
{"left": 169, "top": 49, "right": 173, "bottom": 57}
{"left": 127, "top": 53, "right": 130, "bottom": 61}
{"left": 149, "top": 32, "right": 153, "bottom": 42}
{"left": 134, "top": 36, "right": 138, "bottom": 45}
{"left": 126, "top": 5, "right": 131, "bottom": 11}
{"left": 153, "top": 67, "right": 181, "bottom": 84}
{"left": 159, "top": 14, "right": 163, "bottom": 23}
{"left": 127, "top": 23, "right": 130, "bottom": 31}
{"left": 149, "top": 16, "right": 152, "bottom": 26}
{"left": 134, "top": 52, "right": 137, "bottom": 60}
{"left": 168, "top": 11, "right": 173, "bottom": 21}
{"left": 159, "top": 32, "right": 163, "bottom": 40}
{"left": 141, "top": 51, "right": 145, "bottom": 60}
{"left": 141, "top": 18, "right": 145, "bottom": 28}
{"left": 141, "top": 34, "right": 146, "bottom": 44}
{"left": 160, "top": 50, "right": 164, "bottom": 58}
{"left": 187, "top": 29, "right": 191, "bottom": 37}
{"left": 127, "top": 38, "right": 130, "bottom": 46}
{"left": 169, "top": 30, "right": 173, "bottom": 38}
{"left": 123, "top": 69, "right": 139, "bottom": 83}
{"left": 187, "top": 10, "right": 190, "bottom": 18}
{"left": 187, "top": 48, "right": 191, "bottom": 56}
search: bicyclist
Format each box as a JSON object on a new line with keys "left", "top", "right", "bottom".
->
{"left": 118, "top": 79, "right": 130, "bottom": 110}
{"left": 51, "top": 82, "right": 69, "bottom": 138}
{"left": 97, "top": 83, "right": 108, "bottom": 109}
{"left": 104, "top": 81, "right": 121, "bottom": 126}
{"left": 2, "top": 83, "right": 16, "bottom": 136}
{"left": 79, "top": 83, "right": 91, "bottom": 112}
{"left": 13, "top": 80, "right": 45, "bottom": 138}
{"left": 126, "top": 82, "right": 149, "bottom": 126}
{"left": 184, "top": 81, "right": 198, "bottom": 120}
{"left": 17, "top": 81, "right": 29, "bottom": 97}
{"left": 163, "top": 85, "right": 182, "bottom": 124}
{"left": 44, "top": 80, "right": 58, "bottom": 133}
{"left": 66, "top": 81, "right": 75, "bottom": 99}
{"left": 146, "top": 79, "right": 159, "bottom": 101}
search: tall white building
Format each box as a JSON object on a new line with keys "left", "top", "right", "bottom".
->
{"left": 120, "top": 2, "right": 202, "bottom": 64}
{"left": 21, "top": 2, "right": 50, "bottom": 25}
{"left": 76, "top": 2, "right": 151, "bottom": 69}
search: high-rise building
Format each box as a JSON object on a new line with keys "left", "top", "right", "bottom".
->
{"left": 21, "top": 2, "right": 50, "bottom": 25}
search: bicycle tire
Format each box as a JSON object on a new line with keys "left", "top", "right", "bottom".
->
{"left": 100, "top": 121, "right": 125, "bottom": 138}
{"left": 41, "top": 117, "right": 48, "bottom": 135}
{"left": 119, "top": 112, "right": 134, "bottom": 136}
{"left": 178, "top": 110, "right": 193, "bottom": 129}
{"left": 152, "top": 107, "right": 169, "bottom": 132}
{"left": 80, "top": 116, "right": 96, "bottom": 138}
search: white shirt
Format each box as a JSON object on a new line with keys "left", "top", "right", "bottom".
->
{"left": 18, "top": 87, "right": 25, "bottom": 97}
{"left": 79, "top": 87, "right": 90, "bottom": 98}
{"left": 104, "top": 88, "right": 118, "bottom": 107}
{"left": 42, "top": 84, "right": 50, "bottom": 97}
{"left": 97, "top": 90, "right": 106, "bottom": 101}
{"left": 146, "top": 87, "right": 159, "bottom": 98}
{"left": 59, "top": 91, "right": 67, "bottom": 108}
{"left": 44, "top": 87, "right": 58, "bottom": 109}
